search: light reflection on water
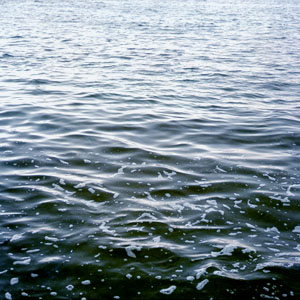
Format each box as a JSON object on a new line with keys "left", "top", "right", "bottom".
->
{"left": 1, "top": 0, "right": 300, "bottom": 299}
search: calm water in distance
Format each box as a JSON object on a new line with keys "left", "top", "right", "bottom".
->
{"left": 1, "top": 0, "right": 300, "bottom": 299}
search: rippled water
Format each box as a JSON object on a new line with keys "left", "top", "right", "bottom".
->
{"left": 1, "top": 0, "right": 300, "bottom": 299}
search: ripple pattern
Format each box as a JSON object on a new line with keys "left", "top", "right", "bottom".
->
{"left": 1, "top": 0, "right": 300, "bottom": 299}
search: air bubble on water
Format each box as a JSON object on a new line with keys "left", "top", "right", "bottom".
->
{"left": 10, "top": 277, "right": 19, "bottom": 285}
{"left": 66, "top": 284, "right": 74, "bottom": 291}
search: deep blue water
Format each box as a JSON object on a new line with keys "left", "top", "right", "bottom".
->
{"left": 1, "top": 0, "right": 300, "bottom": 299}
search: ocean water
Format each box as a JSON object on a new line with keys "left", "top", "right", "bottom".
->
{"left": 1, "top": 0, "right": 300, "bottom": 299}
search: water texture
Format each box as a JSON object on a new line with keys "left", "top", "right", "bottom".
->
{"left": 1, "top": 0, "right": 300, "bottom": 299}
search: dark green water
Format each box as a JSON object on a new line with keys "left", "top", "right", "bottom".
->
{"left": 1, "top": 0, "right": 300, "bottom": 299}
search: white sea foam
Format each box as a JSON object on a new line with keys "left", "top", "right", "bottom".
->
{"left": 160, "top": 285, "right": 176, "bottom": 295}
{"left": 10, "top": 277, "right": 19, "bottom": 285}
{"left": 269, "top": 195, "right": 290, "bottom": 203}
{"left": 186, "top": 276, "right": 194, "bottom": 281}
{"left": 13, "top": 258, "right": 31, "bottom": 265}
{"left": 112, "top": 166, "right": 127, "bottom": 177}
{"left": 196, "top": 279, "right": 209, "bottom": 290}
{"left": 211, "top": 245, "right": 238, "bottom": 257}
{"left": 247, "top": 200, "right": 258, "bottom": 208}
{"left": 254, "top": 262, "right": 287, "bottom": 271}
{"left": 286, "top": 184, "right": 300, "bottom": 196}
{"left": 99, "top": 222, "right": 116, "bottom": 235}
{"left": 125, "top": 246, "right": 141, "bottom": 258}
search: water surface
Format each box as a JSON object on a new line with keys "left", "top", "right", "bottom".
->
{"left": 1, "top": 0, "right": 300, "bottom": 299}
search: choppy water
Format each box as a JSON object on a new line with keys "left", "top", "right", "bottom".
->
{"left": 1, "top": 0, "right": 300, "bottom": 299}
